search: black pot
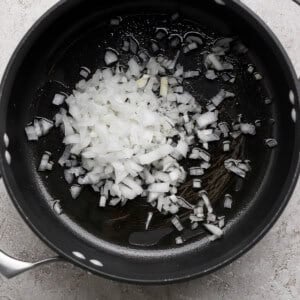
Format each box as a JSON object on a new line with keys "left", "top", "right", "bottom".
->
{"left": 0, "top": 0, "right": 299, "bottom": 284}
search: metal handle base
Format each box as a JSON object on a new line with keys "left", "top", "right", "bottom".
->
{"left": 0, "top": 250, "right": 61, "bottom": 278}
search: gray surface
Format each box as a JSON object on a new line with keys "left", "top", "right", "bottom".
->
{"left": 0, "top": 0, "right": 299, "bottom": 299}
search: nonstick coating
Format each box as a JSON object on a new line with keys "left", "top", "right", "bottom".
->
{"left": 0, "top": 0, "right": 299, "bottom": 283}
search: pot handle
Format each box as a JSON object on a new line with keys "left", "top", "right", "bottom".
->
{"left": 292, "top": 0, "right": 300, "bottom": 5}
{"left": 0, "top": 250, "right": 61, "bottom": 278}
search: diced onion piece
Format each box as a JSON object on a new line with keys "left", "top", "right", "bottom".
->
{"left": 52, "top": 94, "right": 65, "bottom": 106}
{"left": 196, "top": 112, "right": 218, "bottom": 129}
{"left": 223, "top": 140, "right": 231, "bottom": 152}
{"left": 203, "top": 223, "right": 223, "bottom": 238}
{"left": 138, "top": 145, "right": 173, "bottom": 165}
{"left": 193, "top": 179, "right": 202, "bottom": 189}
{"left": 224, "top": 194, "right": 232, "bottom": 209}
{"left": 205, "top": 70, "right": 217, "bottom": 80}
{"left": 247, "top": 64, "right": 255, "bottom": 74}
{"left": 148, "top": 182, "right": 170, "bottom": 193}
{"left": 265, "top": 138, "right": 278, "bottom": 148}
{"left": 99, "top": 195, "right": 107, "bottom": 207}
{"left": 240, "top": 123, "right": 256, "bottom": 135}
{"left": 129, "top": 36, "right": 139, "bottom": 54}
{"left": 25, "top": 125, "right": 38, "bottom": 141}
{"left": 70, "top": 185, "right": 82, "bottom": 199}
{"left": 38, "top": 152, "right": 51, "bottom": 171}
{"left": 205, "top": 54, "right": 224, "bottom": 71}
{"left": 199, "top": 190, "right": 213, "bottom": 213}
{"left": 189, "top": 167, "right": 204, "bottom": 176}
{"left": 39, "top": 118, "right": 54, "bottom": 136}
{"left": 104, "top": 50, "right": 118, "bottom": 65}
{"left": 171, "top": 216, "right": 184, "bottom": 231}
{"left": 218, "top": 122, "right": 229, "bottom": 137}
{"left": 254, "top": 72, "right": 263, "bottom": 80}
{"left": 145, "top": 212, "right": 153, "bottom": 230}
{"left": 46, "top": 161, "right": 54, "bottom": 171}
{"left": 122, "top": 40, "right": 130, "bottom": 52}
{"left": 264, "top": 98, "right": 272, "bottom": 105}
{"left": 185, "top": 33, "right": 203, "bottom": 45}
{"left": 160, "top": 77, "right": 168, "bottom": 97}
{"left": 64, "top": 169, "right": 74, "bottom": 184}
{"left": 183, "top": 71, "right": 200, "bottom": 79}
{"left": 34, "top": 119, "right": 42, "bottom": 137}
{"left": 175, "top": 236, "right": 184, "bottom": 244}
{"left": 110, "top": 198, "right": 121, "bottom": 206}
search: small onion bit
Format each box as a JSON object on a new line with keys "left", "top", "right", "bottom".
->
{"left": 80, "top": 66, "right": 91, "bottom": 79}
{"left": 171, "top": 216, "right": 184, "bottom": 231}
{"left": 224, "top": 194, "right": 233, "bottom": 209}
{"left": 104, "top": 49, "right": 119, "bottom": 65}
{"left": 53, "top": 200, "right": 63, "bottom": 215}
{"left": 265, "top": 138, "right": 278, "bottom": 149}
{"left": 145, "top": 212, "right": 153, "bottom": 230}
{"left": 38, "top": 151, "right": 53, "bottom": 172}
{"left": 52, "top": 94, "right": 66, "bottom": 106}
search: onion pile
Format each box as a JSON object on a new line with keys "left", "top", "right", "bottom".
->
{"left": 24, "top": 15, "right": 278, "bottom": 244}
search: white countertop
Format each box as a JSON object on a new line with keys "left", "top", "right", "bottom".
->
{"left": 0, "top": 0, "right": 299, "bottom": 299}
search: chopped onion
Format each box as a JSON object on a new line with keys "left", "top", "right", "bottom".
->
{"left": 64, "top": 169, "right": 74, "bottom": 184}
{"left": 207, "top": 213, "right": 216, "bottom": 223}
{"left": 183, "top": 71, "right": 200, "bottom": 79}
{"left": 25, "top": 125, "right": 38, "bottom": 141}
{"left": 255, "top": 120, "right": 262, "bottom": 127}
{"left": 145, "top": 212, "right": 153, "bottom": 230}
{"left": 80, "top": 67, "right": 91, "bottom": 78}
{"left": 148, "top": 182, "right": 170, "bottom": 193}
{"left": 254, "top": 72, "right": 263, "bottom": 80}
{"left": 224, "top": 194, "right": 232, "bottom": 208}
{"left": 183, "top": 42, "right": 198, "bottom": 54}
{"left": 3, "top": 133, "right": 9, "bottom": 147}
{"left": 204, "top": 54, "right": 224, "bottom": 71}
{"left": 205, "top": 70, "right": 217, "bottom": 80}
{"left": 38, "top": 152, "right": 51, "bottom": 172}
{"left": 247, "top": 64, "right": 255, "bottom": 74}
{"left": 240, "top": 123, "right": 256, "bottom": 135}
{"left": 139, "top": 145, "right": 174, "bottom": 165}
{"left": 264, "top": 98, "right": 272, "bottom": 105}
{"left": 160, "top": 77, "right": 168, "bottom": 97}
{"left": 104, "top": 49, "right": 118, "bottom": 65}
{"left": 265, "top": 138, "right": 278, "bottom": 148}
{"left": 203, "top": 223, "right": 223, "bottom": 238}
{"left": 175, "top": 236, "right": 184, "bottom": 245}
{"left": 201, "top": 161, "right": 211, "bottom": 169}
{"left": 190, "top": 167, "right": 204, "bottom": 176}
{"left": 109, "top": 198, "right": 121, "bottom": 206}
{"left": 193, "top": 179, "right": 202, "bottom": 189}
{"left": 99, "top": 195, "right": 107, "bottom": 207}
{"left": 224, "top": 159, "right": 248, "bottom": 178}
{"left": 70, "top": 185, "right": 82, "bottom": 199}
{"left": 33, "top": 119, "right": 42, "bottom": 137}
{"left": 199, "top": 190, "right": 213, "bottom": 213}
{"left": 196, "top": 112, "right": 218, "bottom": 129}
{"left": 129, "top": 36, "right": 139, "bottom": 54}
{"left": 122, "top": 40, "right": 130, "bottom": 52}
{"left": 223, "top": 140, "right": 231, "bottom": 152}
{"left": 39, "top": 118, "right": 54, "bottom": 136}
{"left": 52, "top": 94, "right": 65, "bottom": 106}
{"left": 171, "top": 216, "right": 184, "bottom": 231}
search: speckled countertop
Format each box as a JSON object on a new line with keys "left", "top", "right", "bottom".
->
{"left": 0, "top": 0, "right": 299, "bottom": 299}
